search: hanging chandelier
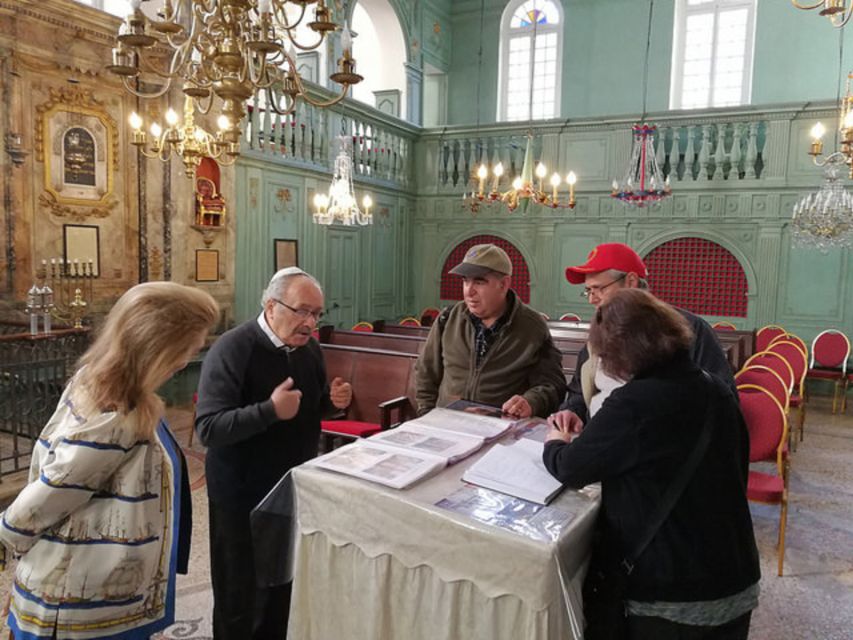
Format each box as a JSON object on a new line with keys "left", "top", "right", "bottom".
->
{"left": 611, "top": 123, "right": 671, "bottom": 208}
{"left": 313, "top": 135, "right": 372, "bottom": 226}
{"left": 107, "top": 0, "right": 363, "bottom": 152}
{"left": 791, "top": 0, "right": 852, "bottom": 27}
{"left": 129, "top": 96, "right": 237, "bottom": 177}
{"left": 463, "top": 136, "right": 577, "bottom": 214}
{"left": 791, "top": 158, "right": 853, "bottom": 251}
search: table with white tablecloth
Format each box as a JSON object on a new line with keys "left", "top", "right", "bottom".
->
{"left": 254, "top": 433, "right": 601, "bottom": 640}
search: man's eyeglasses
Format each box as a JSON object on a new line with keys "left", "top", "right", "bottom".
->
{"left": 272, "top": 298, "right": 324, "bottom": 322}
{"left": 580, "top": 273, "right": 627, "bottom": 298}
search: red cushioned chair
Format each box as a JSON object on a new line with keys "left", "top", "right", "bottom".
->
{"left": 738, "top": 384, "right": 789, "bottom": 576}
{"left": 351, "top": 321, "right": 374, "bottom": 332}
{"left": 419, "top": 307, "right": 441, "bottom": 327}
{"left": 735, "top": 366, "right": 789, "bottom": 413}
{"left": 806, "top": 330, "right": 851, "bottom": 414}
{"left": 398, "top": 316, "right": 422, "bottom": 327}
{"left": 768, "top": 332, "right": 808, "bottom": 359}
{"left": 712, "top": 321, "right": 737, "bottom": 330}
{"left": 755, "top": 324, "right": 787, "bottom": 352}
{"left": 767, "top": 341, "right": 808, "bottom": 445}
{"left": 744, "top": 351, "right": 794, "bottom": 396}
{"left": 559, "top": 312, "right": 582, "bottom": 322}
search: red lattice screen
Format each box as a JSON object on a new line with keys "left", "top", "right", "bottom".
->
{"left": 440, "top": 235, "right": 531, "bottom": 303}
{"left": 643, "top": 238, "right": 747, "bottom": 317}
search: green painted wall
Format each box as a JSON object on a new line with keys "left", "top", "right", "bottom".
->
{"left": 446, "top": 0, "right": 853, "bottom": 126}
{"left": 231, "top": 1, "right": 853, "bottom": 353}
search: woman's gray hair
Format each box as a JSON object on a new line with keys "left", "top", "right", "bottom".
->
{"left": 261, "top": 267, "right": 323, "bottom": 306}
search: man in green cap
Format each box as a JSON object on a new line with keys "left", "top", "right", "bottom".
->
{"left": 415, "top": 243, "right": 565, "bottom": 418}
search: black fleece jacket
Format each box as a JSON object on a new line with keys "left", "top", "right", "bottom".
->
{"left": 544, "top": 351, "right": 760, "bottom": 602}
{"left": 195, "top": 320, "right": 333, "bottom": 510}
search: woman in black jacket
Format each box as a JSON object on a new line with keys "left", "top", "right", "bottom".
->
{"left": 543, "top": 289, "right": 760, "bottom": 640}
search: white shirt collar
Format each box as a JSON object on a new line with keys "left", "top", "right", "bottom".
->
{"left": 257, "top": 311, "right": 285, "bottom": 348}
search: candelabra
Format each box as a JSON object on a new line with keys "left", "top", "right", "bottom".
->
{"left": 130, "top": 96, "right": 238, "bottom": 178}
{"left": 463, "top": 136, "right": 577, "bottom": 214}
{"left": 107, "top": 0, "right": 362, "bottom": 143}
{"left": 313, "top": 135, "right": 373, "bottom": 226}
{"left": 37, "top": 259, "right": 94, "bottom": 329}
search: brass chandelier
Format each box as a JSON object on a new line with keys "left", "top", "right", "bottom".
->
{"left": 107, "top": 0, "right": 363, "bottom": 152}
{"left": 791, "top": 0, "right": 853, "bottom": 27}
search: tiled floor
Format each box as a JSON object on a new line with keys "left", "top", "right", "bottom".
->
{"left": 2, "top": 398, "right": 852, "bottom": 639}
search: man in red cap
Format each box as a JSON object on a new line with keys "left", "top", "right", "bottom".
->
{"left": 549, "top": 242, "right": 734, "bottom": 431}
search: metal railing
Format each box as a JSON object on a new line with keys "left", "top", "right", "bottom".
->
{"left": 0, "top": 327, "right": 90, "bottom": 479}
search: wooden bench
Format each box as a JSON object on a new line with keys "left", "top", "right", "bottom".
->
{"left": 320, "top": 344, "right": 419, "bottom": 442}
{"left": 319, "top": 326, "right": 424, "bottom": 355}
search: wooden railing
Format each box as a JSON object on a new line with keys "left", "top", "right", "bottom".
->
{"left": 415, "top": 102, "right": 837, "bottom": 195}
{"left": 240, "top": 85, "right": 419, "bottom": 189}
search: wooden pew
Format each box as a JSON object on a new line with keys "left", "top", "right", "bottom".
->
{"left": 320, "top": 327, "right": 424, "bottom": 355}
{"left": 378, "top": 323, "right": 431, "bottom": 337}
{"left": 320, "top": 344, "right": 419, "bottom": 434}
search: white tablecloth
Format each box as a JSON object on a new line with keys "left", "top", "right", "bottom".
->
{"left": 284, "top": 439, "right": 600, "bottom": 640}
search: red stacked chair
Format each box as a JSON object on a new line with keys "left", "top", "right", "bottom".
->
{"left": 806, "top": 330, "right": 851, "bottom": 414}
{"left": 769, "top": 332, "right": 808, "bottom": 358}
{"left": 738, "top": 384, "right": 790, "bottom": 576}
{"left": 734, "top": 366, "right": 789, "bottom": 413}
{"left": 767, "top": 340, "right": 808, "bottom": 444}
{"left": 559, "top": 312, "right": 582, "bottom": 322}
{"left": 398, "top": 316, "right": 422, "bottom": 327}
{"left": 351, "top": 321, "right": 374, "bottom": 332}
{"left": 712, "top": 321, "right": 737, "bottom": 330}
{"left": 419, "top": 307, "right": 441, "bottom": 327}
{"left": 744, "top": 351, "right": 794, "bottom": 394}
{"left": 756, "top": 324, "right": 787, "bottom": 352}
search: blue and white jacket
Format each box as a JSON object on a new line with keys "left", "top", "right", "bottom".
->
{"left": 0, "top": 382, "right": 186, "bottom": 640}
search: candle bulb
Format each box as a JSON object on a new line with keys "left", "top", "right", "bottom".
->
{"left": 567, "top": 172, "right": 577, "bottom": 208}
{"left": 535, "top": 162, "right": 547, "bottom": 193}
{"left": 476, "top": 164, "right": 488, "bottom": 197}
{"left": 492, "top": 162, "right": 504, "bottom": 192}
{"left": 549, "top": 172, "right": 561, "bottom": 204}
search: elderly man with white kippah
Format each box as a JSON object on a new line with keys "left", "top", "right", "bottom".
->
{"left": 415, "top": 243, "right": 565, "bottom": 419}
{"left": 195, "top": 267, "right": 352, "bottom": 640}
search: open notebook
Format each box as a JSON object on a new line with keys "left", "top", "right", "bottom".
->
{"left": 462, "top": 438, "right": 564, "bottom": 506}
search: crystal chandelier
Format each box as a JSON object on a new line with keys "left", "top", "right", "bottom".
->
{"left": 313, "top": 135, "right": 372, "bottom": 226}
{"left": 791, "top": 0, "right": 852, "bottom": 27}
{"left": 107, "top": 0, "right": 362, "bottom": 153}
{"left": 791, "top": 158, "right": 853, "bottom": 251}
{"left": 129, "top": 96, "right": 237, "bottom": 177}
{"left": 463, "top": 136, "right": 577, "bottom": 214}
{"left": 611, "top": 123, "right": 671, "bottom": 207}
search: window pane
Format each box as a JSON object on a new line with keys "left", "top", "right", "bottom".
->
{"left": 103, "top": 0, "right": 131, "bottom": 16}
{"left": 674, "top": 1, "right": 754, "bottom": 109}
{"left": 511, "top": 0, "right": 561, "bottom": 29}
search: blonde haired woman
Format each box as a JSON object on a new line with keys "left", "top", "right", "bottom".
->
{"left": 0, "top": 282, "right": 218, "bottom": 639}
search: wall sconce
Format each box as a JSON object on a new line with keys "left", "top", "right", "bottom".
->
{"left": 5, "top": 132, "right": 28, "bottom": 167}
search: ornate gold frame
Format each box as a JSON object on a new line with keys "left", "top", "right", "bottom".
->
{"left": 35, "top": 87, "right": 119, "bottom": 219}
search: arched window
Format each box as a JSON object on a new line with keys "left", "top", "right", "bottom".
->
{"left": 351, "top": 0, "right": 407, "bottom": 119}
{"left": 498, "top": 0, "right": 563, "bottom": 122}
{"left": 643, "top": 237, "right": 748, "bottom": 317}
{"left": 670, "top": 0, "right": 756, "bottom": 110}
{"left": 440, "top": 235, "right": 531, "bottom": 303}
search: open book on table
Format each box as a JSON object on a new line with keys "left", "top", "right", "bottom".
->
{"left": 461, "top": 437, "right": 564, "bottom": 506}
{"left": 310, "top": 442, "right": 447, "bottom": 490}
{"left": 310, "top": 406, "right": 515, "bottom": 489}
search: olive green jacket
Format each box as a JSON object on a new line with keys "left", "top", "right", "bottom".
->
{"left": 415, "top": 291, "right": 566, "bottom": 418}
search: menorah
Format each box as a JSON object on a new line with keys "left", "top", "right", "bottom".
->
{"left": 30, "top": 258, "right": 95, "bottom": 330}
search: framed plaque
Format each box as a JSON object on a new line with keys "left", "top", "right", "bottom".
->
{"left": 63, "top": 224, "right": 100, "bottom": 276}
{"left": 195, "top": 249, "right": 220, "bottom": 282}
{"left": 274, "top": 239, "right": 299, "bottom": 272}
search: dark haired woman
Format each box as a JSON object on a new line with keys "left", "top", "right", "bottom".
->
{"left": 543, "top": 288, "right": 760, "bottom": 640}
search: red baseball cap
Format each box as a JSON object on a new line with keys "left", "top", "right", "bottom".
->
{"left": 564, "top": 243, "right": 648, "bottom": 284}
